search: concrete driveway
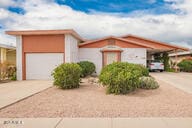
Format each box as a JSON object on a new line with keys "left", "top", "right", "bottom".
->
{"left": 150, "top": 72, "right": 192, "bottom": 94}
{"left": 0, "top": 80, "right": 52, "bottom": 109}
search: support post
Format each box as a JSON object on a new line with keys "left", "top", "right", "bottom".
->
{"left": 175, "top": 49, "right": 178, "bottom": 72}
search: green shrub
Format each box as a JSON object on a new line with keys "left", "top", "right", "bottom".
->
{"left": 99, "top": 62, "right": 148, "bottom": 94}
{"left": 167, "top": 68, "right": 175, "bottom": 72}
{"left": 136, "top": 65, "right": 149, "bottom": 76}
{"left": 178, "top": 60, "right": 192, "bottom": 72}
{"left": 52, "top": 63, "right": 82, "bottom": 89}
{"left": 139, "top": 76, "right": 159, "bottom": 89}
{"left": 10, "top": 72, "right": 16, "bottom": 81}
{"left": 77, "top": 61, "right": 96, "bottom": 77}
{"left": 8, "top": 66, "right": 16, "bottom": 80}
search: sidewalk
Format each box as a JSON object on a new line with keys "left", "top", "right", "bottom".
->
{"left": 0, "top": 118, "right": 192, "bottom": 128}
{"left": 0, "top": 80, "right": 52, "bottom": 109}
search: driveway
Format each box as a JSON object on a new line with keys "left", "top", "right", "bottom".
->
{"left": 0, "top": 80, "right": 52, "bottom": 109}
{"left": 150, "top": 72, "right": 192, "bottom": 94}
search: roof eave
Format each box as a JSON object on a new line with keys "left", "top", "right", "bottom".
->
{"left": 121, "top": 34, "right": 189, "bottom": 52}
{"left": 5, "top": 29, "right": 85, "bottom": 41}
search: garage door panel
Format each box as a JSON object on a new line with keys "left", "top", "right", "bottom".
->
{"left": 26, "top": 53, "right": 63, "bottom": 80}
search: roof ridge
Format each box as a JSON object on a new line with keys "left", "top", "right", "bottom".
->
{"left": 79, "top": 36, "right": 154, "bottom": 48}
{"left": 121, "top": 34, "right": 189, "bottom": 51}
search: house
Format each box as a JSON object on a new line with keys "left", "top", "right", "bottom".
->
{"left": 0, "top": 43, "right": 16, "bottom": 65}
{"left": 6, "top": 29, "right": 188, "bottom": 80}
{"left": 169, "top": 50, "right": 192, "bottom": 63}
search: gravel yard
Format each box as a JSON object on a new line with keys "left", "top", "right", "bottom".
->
{"left": 0, "top": 79, "right": 192, "bottom": 117}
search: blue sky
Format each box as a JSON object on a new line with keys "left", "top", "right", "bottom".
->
{"left": 8, "top": 0, "right": 176, "bottom": 15}
{"left": 0, "top": 0, "right": 192, "bottom": 48}
{"left": 8, "top": 6, "right": 25, "bottom": 14}
{"left": 54, "top": 0, "right": 173, "bottom": 14}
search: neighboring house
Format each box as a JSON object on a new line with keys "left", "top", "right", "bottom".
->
{"left": 0, "top": 44, "right": 16, "bottom": 65}
{"left": 6, "top": 29, "right": 188, "bottom": 80}
{"left": 169, "top": 50, "right": 192, "bottom": 63}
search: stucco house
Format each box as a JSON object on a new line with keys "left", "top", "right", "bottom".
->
{"left": 0, "top": 43, "right": 16, "bottom": 65}
{"left": 169, "top": 50, "right": 192, "bottom": 63}
{"left": 6, "top": 29, "right": 188, "bottom": 80}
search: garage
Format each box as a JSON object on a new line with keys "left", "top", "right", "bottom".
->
{"left": 26, "top": 53, "right": 63, "bottom": 80}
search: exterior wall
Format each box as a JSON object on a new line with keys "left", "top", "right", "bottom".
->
{"left": 7, "top": 50, "right": 16, "bottom": 65}
{"left": 22, "top": 35, "right": 64, "bottom": 53}
{"left": 170, "top": 55, "right": 192, "bottom": 63}
{"left": 79, "top": 48, "right": 147, "bottom": 74}
{"left": 79, "top": 48, "right": 102, "bottom": 74}
{"left": 0, "top": 48, "right": 7, "bottom": 63}
{"left": 65, "top": 34, "right": 79, "bottom": 63}
{"left": 121, "top": 48, "right": 147, "bottom": 66}
{"left": 16, "top": 36, "right": 22, "bottom": 80}
{"left": 0, "top": 47, "right": 16, "bottom": 65}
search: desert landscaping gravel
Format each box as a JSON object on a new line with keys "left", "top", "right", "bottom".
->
{"left": 0, "top": 79, "right": 192, "bottom": 117}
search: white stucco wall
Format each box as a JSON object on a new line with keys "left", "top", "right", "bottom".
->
{"left": 16, "top": 36, "right": 22, "bottom": 80}
{"left": 121, "top": 48, "right": 147, "bottom": 66}
{"left": 79, "top": 48, "right": 102, "bottom": 74}
{"left": 79, "top": 48, "right": 147, "bottom": 74}
{"left": 65, "top": 34, "right": 79, "bottom": 63}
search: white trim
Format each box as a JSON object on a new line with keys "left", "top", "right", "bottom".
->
{"left": 16, "top": 36, "right": 22, "bottom": 80}
{"left": 65, "top": 34, "right": 71, "bottom": 62}
{"left": 169, "top": 50, "right": 192, "bottom": 57}
{"left": 65, "top": 34, "right": 79, "bottom": 63}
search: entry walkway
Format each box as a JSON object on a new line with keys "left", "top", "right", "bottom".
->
{"left": 0, "top": 80, "right": 52, "bottom": 109}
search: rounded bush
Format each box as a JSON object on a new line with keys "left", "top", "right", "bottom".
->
{"left": 52, "top": 63, "right": 82, "bottom": 89}
{"left": 99, "top": 62, "right": 148, "bottom": 94}
{"left": 77, "top": 61, "right": 96, "bottom": 77}
{"left": 136, "top": 64, "right": 149, "bottom": 76}
{"left": 178, "top": 60, "right": 192, "bottom": 72}
{"left": 139, "top": 76, "right": 159, "bottom": 89}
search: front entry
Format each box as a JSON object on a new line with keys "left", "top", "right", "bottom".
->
{"left": 103, "top": 51, "right": 121, "bottom": 66}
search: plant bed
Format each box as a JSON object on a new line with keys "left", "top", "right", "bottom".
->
{"left": 0, "top": 79, "right": 191, "bottom": 118}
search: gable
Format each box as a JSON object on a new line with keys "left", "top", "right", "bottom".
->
{"left": 79, "top": 38, "right": 148, "bottom": 48}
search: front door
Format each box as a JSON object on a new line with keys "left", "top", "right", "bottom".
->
{"left": 103, "top": 52, "right": 121, "bottom": 66}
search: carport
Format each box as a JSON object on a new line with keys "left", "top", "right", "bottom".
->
{"left": 120, "top": 35, "right": 189, "bottom": 70}
{"left": 147, "top": 49, "right": 188, "bottom": 71}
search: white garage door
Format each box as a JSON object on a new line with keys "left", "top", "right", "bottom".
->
{"left": 26, "top": 53, "right": 63, "bottom": 80}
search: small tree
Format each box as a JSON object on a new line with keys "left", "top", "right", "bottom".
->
{"left": 154, "top": 52, "right": 170, "bottom": 71}
{"left": 162, "top": 52, "right": 170, "bottom": 71}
